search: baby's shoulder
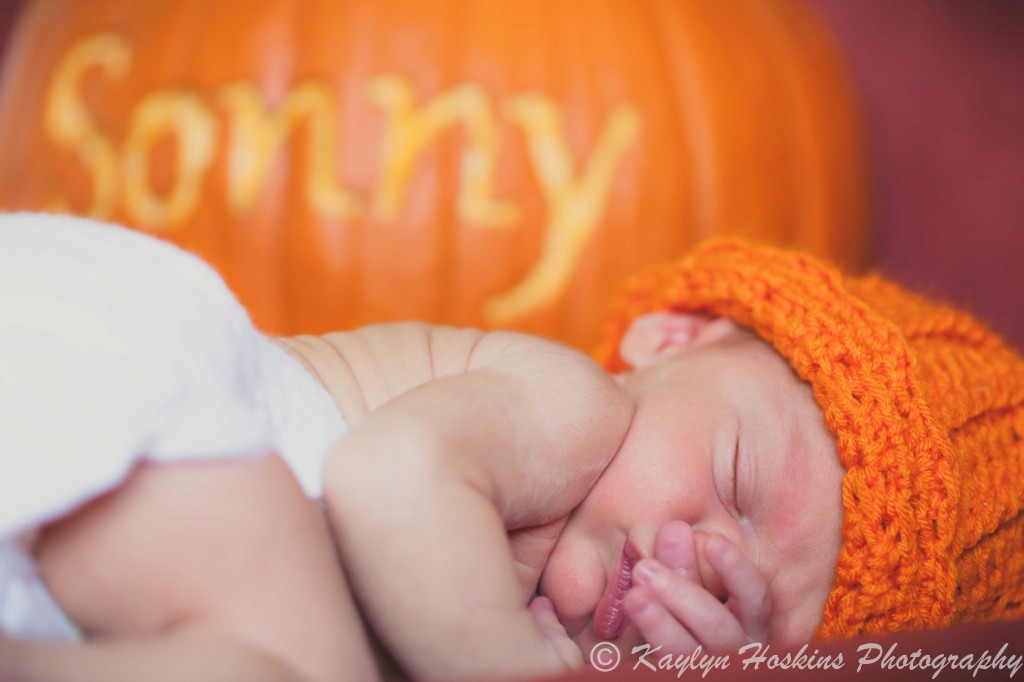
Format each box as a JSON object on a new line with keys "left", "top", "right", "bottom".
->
{"left": 310, "top": 322, "right": 619, "bottom": 426}
{"left": 349, "top": 324, "right": 593, "bottom": 388}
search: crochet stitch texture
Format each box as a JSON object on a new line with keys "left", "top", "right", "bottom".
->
{"left": 596, "top": 239, "right": 1024, "bottom": 638}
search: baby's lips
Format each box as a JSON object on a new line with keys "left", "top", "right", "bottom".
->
{"left": 590, "top": 538, "right": 642, "bottom": 641}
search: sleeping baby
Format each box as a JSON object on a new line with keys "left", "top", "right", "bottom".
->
{"left": 1, "top": 213, "right": 1021, "bottom": 681}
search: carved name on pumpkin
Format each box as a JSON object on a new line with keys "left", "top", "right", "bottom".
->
{"left": 44, "top": 34, "right": 642, "bottom": 323}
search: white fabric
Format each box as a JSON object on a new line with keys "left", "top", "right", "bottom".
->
{"left": 0, "top": 213, "right": 346, "bottom": 640}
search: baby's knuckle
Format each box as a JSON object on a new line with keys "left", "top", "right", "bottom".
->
{"left": 659, "top": 575, "right": 690, "bottom": 604}
{"left": 700, "top": 605, "right": 733, "bottom": 636}
{"left": 747, "top": 581, "right": 769, "bottom": 610}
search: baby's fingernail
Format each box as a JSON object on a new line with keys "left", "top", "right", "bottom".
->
{"left": 667, "top": 328, "right": 692, "bottom": 345}
{"left": 705, "top": 534, "right": 731, "bottom": 560}
{"left": 633, "top": 560, "right": 660, "bottom": 586}
{"left": 660, "top": 522, "right": 696, "bottom": 573}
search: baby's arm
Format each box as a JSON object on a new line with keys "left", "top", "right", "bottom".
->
{"left": 0, "top": 627, "right": 305, "bottom": 682}
{"left": 323, "top": 329, "right": 633, "bottom": 680}
{"left": 29, "top": 454, "right": 379, "bottom": 682}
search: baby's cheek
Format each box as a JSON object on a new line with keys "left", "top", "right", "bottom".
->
{"left": 538, "top": 541, "right": 605, "bottom": 637}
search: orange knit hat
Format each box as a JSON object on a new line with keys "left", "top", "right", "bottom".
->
{"left": 595, "top": 239, "right": 1024, "bottom": 639}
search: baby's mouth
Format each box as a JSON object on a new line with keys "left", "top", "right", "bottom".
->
{"left": 591, "top": 538, "right": 641, "bottom": 640}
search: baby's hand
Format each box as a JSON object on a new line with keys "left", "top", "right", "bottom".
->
{"left": 529, "top": 595, "right": 584, "bottom": 670}
{"left": 623, "top": 521, "right": 770, "bottom": 653}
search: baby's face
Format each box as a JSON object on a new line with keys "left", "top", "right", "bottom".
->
{"left": 539, "top": 318, "right": 845, "bottom": 653}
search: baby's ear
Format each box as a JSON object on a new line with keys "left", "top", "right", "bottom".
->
{"left": 619, "top": 312, "right": 739, "bottom": 369}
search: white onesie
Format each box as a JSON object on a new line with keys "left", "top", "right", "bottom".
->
{"left": 0, "top": 213, "right": 346, "bottom": 640}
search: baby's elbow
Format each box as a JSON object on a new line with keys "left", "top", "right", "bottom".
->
{"left": 322, "top": 411, "right": 449, "bottom": 510}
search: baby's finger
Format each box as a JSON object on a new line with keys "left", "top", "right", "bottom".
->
{"left": 529, "top": 595, "right": 565, "bottom": 639}
{"left": 653, "top": 520, "right": 700, "bottom": 584}
{"left": 703, "top": 535, "right": 770, "bottom": 642}
{"left": 631, "top": 559, "right": 746, "bottom": 652}
{"left": 623, "top": 585, "right": 700, "bottom": 654}
{"left": 529, "top": 596, "right": 583, "bottom": 668}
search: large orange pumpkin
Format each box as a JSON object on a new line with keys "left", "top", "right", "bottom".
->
{"left": 0, "top": 0, "right": 868, "bottom": 348}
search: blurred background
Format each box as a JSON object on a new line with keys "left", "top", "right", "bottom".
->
{"left": 815, "top": 0, "right": 1024, "bottom": 349}
{"left": 0, "top": 0, "right": 1020, "bottom": 349}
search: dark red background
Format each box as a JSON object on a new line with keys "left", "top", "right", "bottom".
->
{"left": 815, "top": 0, "right": 1024, "bottom": 350}
{"left": 1, "top": 0, "right": 1022, "bottom": 348}
{"left": 0, "top": 1, "right": 18, "bottom": 76}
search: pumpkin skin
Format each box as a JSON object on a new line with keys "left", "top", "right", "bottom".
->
{"left": 0, "top": 0, "right": 868, "bottom": 349}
